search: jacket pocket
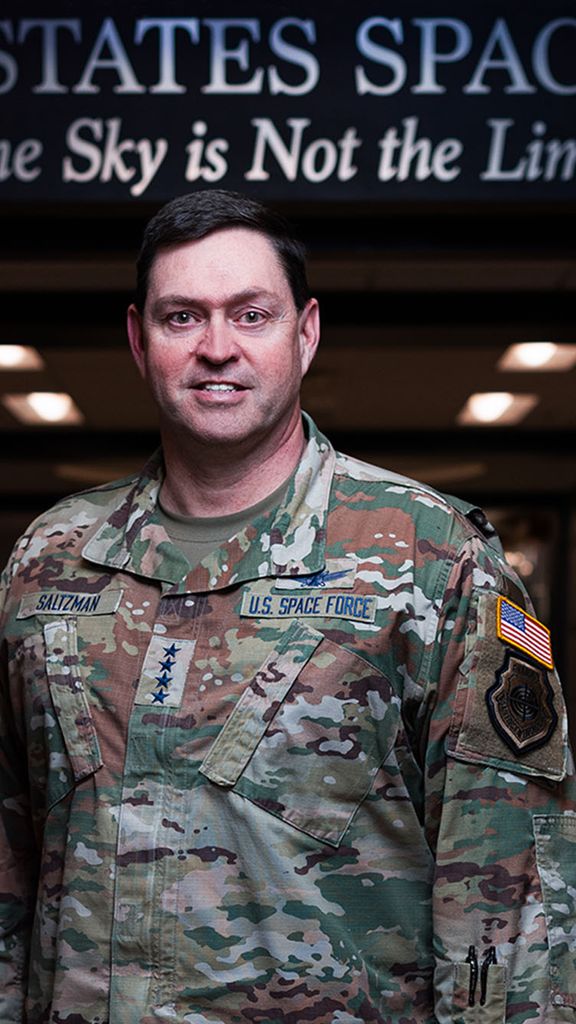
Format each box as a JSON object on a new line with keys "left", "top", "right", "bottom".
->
{"left": 200, "top": 619, "right": 398, "bottom": 846}
{"left": 435, "top": 956, "right": 506, "bottom": 1023}
{"left": 22, "top": 619, "right": 102, "bottom": 814}
{"left": 533, "top": 812, "right": 576, "bottom": 1010}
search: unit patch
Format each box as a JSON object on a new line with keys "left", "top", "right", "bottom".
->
{"left": 274, "top": 557, "right": 356, "bottom": 590}
{"left": 240, "top": 588, "right": 376, "bottom": 623}
{"left": 18, "top": 589, "right": 124, "bottom": 618}
{"left": 497, "top": 596, "right": 554, "bottom": 669}
{"left": 134, "top": 636, "right": 196, "bottom": 707}
{"left": 486, "top": 652, "right": 558, "bottom": 756}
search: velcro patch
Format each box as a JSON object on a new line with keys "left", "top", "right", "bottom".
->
{"left": 18, "top": 589, "right": 123, "bottom": 618}
{"left": 497, "top": 596, "right": 553, "bottom": 669}
{"left": 274, "top": 557, "right": 356, "bottom": 591}
{"left": 486, "top": 652, "right": 558, "bottom": 756}
{"left": 240, "top": 589, "right": 376, "bottom": 623}
{"left": 134, "top": 636, "right": 196, "bottom": 707}
{"left": 448, "top": 591, "right": 566, "bottom": 780}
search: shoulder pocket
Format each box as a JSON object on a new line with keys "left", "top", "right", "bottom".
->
{"left": 200, "top": 620, "right": 398, "bottom": 846}
{"left": 447, "top": 591, "right": 567, "bottom": 782}
{"left": 534, "top": 812, "right": 576, "bottom": 1009}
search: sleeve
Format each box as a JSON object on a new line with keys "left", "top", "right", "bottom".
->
{"left": 0, "top": 556, "right": 39, "bottom": 1023}
{"left": 420, "top": 534, "right": 576, "bottom": 1024}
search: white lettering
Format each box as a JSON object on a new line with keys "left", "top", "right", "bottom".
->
{"left": 377, "top": 116, "right": 462, "bottom": 181}
{"left": 134, "top": 18, "right": 200, "bottom": 94}
{"left": 482, "top": 118, "right": 526, "bottom": 180}
{"left": 18, "top": 19, "right": 81, "bottom": 94}
{"left": 246, "top": 118, "right": 361, "bottom": 183}
{"left": 464, "top": 18, "right": 535, "bottom": 94}
{"left": 355, "top": 18, "right": 406, "bottom": 96}
{"left": 268, "top": 18, "right": 319, "bottom": 96}
{"left": 62, "top": 117, "right": 167, "bottom": 195}
{"left": 337, "top": 127, "right": 362, "bottom": 181}
{"left": 63, "top": 118, "right": 103, "bottom": 182}
{"left": 533, "top": 19, "right": 576, "bottom": 95}
{"left": 184, "top": 120, "right": 229, "bottom": 182}
{"left": 73, "top": 17, "right": 145, "bottom": 94}
{"left": 482, "top": 118, "right": 576, "bottom": 181}
{"left": 301, "top": 138, "right": 337, "bottom": 182}
{"left": 412, "top": 18, "right": 472, "bottom": 94}
{"left": 0, "top": 137, "right": 43, "bottom": 181}
{"left": 0, "top": 21, "right": 17, "bottom": 94}
{"left": 246, "top": 117, "right": 309, "bottom": 181}
{"left": 202, "top": 18, "right": 263, "bottom": 94}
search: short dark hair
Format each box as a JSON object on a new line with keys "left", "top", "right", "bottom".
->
{"left": 135, "top": 190, "right": 310, "bottom": 312}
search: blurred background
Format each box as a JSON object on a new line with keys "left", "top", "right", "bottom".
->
{"left": 1, "top": 1, "right": 575, "bottom": 729}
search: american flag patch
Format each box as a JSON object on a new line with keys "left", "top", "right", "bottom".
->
{"left": 497, "top": 596, "right": 554, "bottom": 670}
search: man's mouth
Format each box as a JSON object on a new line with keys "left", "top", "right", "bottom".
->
{"left": 199, "top": 383, "right": 242, "bottom": 392}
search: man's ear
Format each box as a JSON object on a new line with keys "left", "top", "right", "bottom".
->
{"left": 298, "top": 298, "right": 320, "bottom": 377}
{"left": 127, "top": 304, "right": 146, "bottom": 379}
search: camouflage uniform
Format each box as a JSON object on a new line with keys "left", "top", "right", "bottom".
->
{"left": 1, "top": 415, "right": 575, "bottom": 1024}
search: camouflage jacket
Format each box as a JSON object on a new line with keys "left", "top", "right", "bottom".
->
{"left": 1, "top": 415, "right": 575, "bottom": 1024}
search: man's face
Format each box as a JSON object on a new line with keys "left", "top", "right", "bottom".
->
{"left": 127, "top": 228, "right": 319, "bottom": 454}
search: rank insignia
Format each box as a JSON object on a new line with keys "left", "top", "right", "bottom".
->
{"left": 486, "top": 652, "right": 558, "bottom": 755}
{"left": 134, "top": 635, "right": 196, "bottom": 707}
{"left": 497, "top": 596, "right": 554, "bottom": 669}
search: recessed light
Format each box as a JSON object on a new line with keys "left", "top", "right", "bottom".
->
{"left": 0, "top": 345, "right": 44, "bottom": 370}
{"left": 498, "top": 342, "right": 576, "bottom": 371}
{"left": 457, "top": 392, "right": 539, "bottom": 426}
{"left": 2, "top": 392, "right": 84, "bottom": 425}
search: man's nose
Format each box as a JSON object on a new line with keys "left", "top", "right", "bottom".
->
{"left": 194, "top": 316, "right": 240, "bottom": 363}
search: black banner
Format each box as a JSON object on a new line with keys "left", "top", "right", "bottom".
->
{"left": 1, "top": 1, "right": 575, "bottom": 201}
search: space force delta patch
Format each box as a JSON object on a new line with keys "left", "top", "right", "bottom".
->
{"left": 240, "top": 589, "right": 377, "bottom": 623}
{"left": 18, "top": 589, "right": 123, "bottom": 618}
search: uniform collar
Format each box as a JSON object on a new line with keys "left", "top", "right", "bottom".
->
{"left": 82, "top": 414, "right": 335, "bottom": 593}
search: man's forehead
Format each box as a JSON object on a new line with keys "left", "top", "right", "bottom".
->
{"left": 149, "top": 227, "right": 284, "bottom": 282}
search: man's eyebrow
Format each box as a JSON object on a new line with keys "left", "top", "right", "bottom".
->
{"left": 149, "top": 288, "right": 285, "bottom": 315}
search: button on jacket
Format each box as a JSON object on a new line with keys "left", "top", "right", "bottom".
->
{"left": 1, "top": 416, "right": 575, "bottom": 1024}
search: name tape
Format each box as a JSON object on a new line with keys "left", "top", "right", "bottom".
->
{"left": 240, "top": 589, "right": 376, "bottom": 623}
{"left": 18, "top": 589, "right": 123, "bottom": 619}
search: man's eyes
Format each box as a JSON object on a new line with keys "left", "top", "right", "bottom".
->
{"left": 168, "top": 310, "right": 197, "bottom": 325}
{"left": 165, "top": 309, "right": 270, "bottom": 327}
{"left": 236, "top": 309, "right": 268, "bottom": 325}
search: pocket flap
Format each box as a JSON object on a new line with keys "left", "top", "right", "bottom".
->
{"left": 44, "top": 619, "right": 102, "bottom": 781}
{"left": 200, "top": 620, "right": 322, "bottom": 786}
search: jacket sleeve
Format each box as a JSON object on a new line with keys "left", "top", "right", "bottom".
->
{"left": 420, "top": 534, "right": 576, "bottom": 1024}
{"left": 0, "top": 556, "right": 39, "bottom": 1023}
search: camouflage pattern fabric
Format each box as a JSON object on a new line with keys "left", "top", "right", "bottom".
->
{"left": 0, "top": 414, "right": 575, "bottom": 1024}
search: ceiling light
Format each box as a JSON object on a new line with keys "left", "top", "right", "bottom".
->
{"left": 0, "top": 345, "right": 44, "bottom": 370}
{"left": 2, "top": 392, "right": 84, "bottom": 425}
{"left": 457, "top": 392, "right": 539, "bottom": 426}
{"left": 498, "top": 342, "right": 576, "bottom": 371}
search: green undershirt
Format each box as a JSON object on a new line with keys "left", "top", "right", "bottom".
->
{"left": 157, "top": 478, "right": 290, "bottom": 570}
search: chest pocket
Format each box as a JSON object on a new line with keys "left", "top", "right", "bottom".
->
{"left": 22, "top": 619, "right": 102, "bottom": 816}
{"left": 199, "top": 620, "right": 398, "bottom": 847}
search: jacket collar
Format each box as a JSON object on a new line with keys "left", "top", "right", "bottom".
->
{"left": 82, "top": 414, "right": 335, "bottom": 593}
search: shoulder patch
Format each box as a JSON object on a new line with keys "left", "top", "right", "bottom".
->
{"left": 497, "top": 596, "right": 554, "bottom": 670}
{"left": 486, "top": 652, "right": 558, "bottom": 756}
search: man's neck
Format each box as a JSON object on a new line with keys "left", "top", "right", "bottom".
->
{"left": 159, "top": 414, "right": 306, "bottom": 517}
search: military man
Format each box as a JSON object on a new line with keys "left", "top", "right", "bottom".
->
{"left": 1, "top": 190, "right": 575, "bottom": 1024}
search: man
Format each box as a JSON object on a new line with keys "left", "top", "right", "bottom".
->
{"left": 0, "top": 190, "right": 575, "bottom": 1024}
